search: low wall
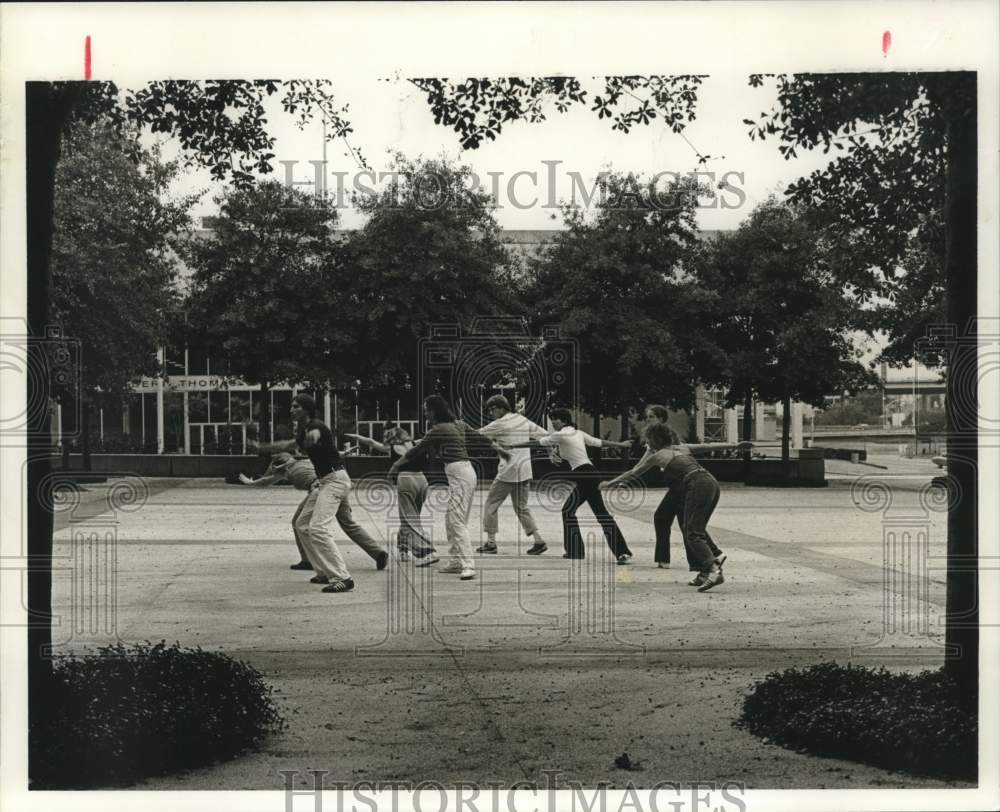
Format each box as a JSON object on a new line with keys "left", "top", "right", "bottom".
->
{"left": 52, "top": 450, "right": 825, "bottom": 486}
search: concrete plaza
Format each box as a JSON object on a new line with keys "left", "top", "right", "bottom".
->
{"left": 50, "top": 453, "right": 963, "bottom": 790}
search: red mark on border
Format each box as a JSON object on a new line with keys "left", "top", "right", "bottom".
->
{"left": 882, "top": 30, "right": 891, "bottom": 57}
{"left": 84, "top": 36, "right": 92, "bottom": 79}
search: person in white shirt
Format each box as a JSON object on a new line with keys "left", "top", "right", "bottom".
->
{"left": 474, "top": 395, "right": 550, "bottom": 555}
{"left": 504, "top": 407, "right": 634, "bottom": 563}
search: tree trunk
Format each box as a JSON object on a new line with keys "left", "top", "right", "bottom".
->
{"left": 81, "top": 398, "right": 92, "bottom": 471}
{"left": 781, "top": 392, "right": 792, "bottom": 481}
{"left": 26, "top": 83, "right": 78, "bottom": 742}
{"left": 943, "top": 74, "right": 978, "bottom": 698}
{"left": 742, "top": 390, "right": 754, "bottom": 485}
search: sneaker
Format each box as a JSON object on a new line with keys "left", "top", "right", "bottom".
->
{"left": 290, "top": 561, "right": 314, "bottom": 571}
{"left": 375, "top": 551, "right": 389, "bottom": 571}
{"left": 526, "top": 541, "right": 548, "bottom": 555}
{"left": 476, "top": 542, "right": 498, "bottom": 554}
{"left": 415, "top": 555, "right": 440, "bottom": 568}
{"left": 309, "top": 574, "right": 329, "bottom": 584}
{"left": 657, "top": 562, "right": 671, "bottom": 569}
{"left": 697, "top": 569, "right": 725, "bottom": 593}
{"left": 688, "top": 572, "right": 708, "bottom": 587}
{"left": 617, "top": 553, "right": 633, "bottom": 566}
{"left": 459, "top": 567, "right": 476, "bottom": 580}
{"left": 321, "top": 578, "right": 355, "bottom": 593}
{"left": 439, "top": 561, "right": 464, "bottom": 574}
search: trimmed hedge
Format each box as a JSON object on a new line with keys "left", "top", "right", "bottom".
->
{"left": 30, "top": 641, "right": 285, "bottom": 788}
{"left": 736, "top": 662, "right": 976, "bottom": 781}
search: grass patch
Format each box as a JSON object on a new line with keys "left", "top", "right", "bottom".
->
{"left": 30, "top": 641, "right": 285, "bottom": 789}
{"left": 736, "top": 662, "right": 976, "bottom": 781}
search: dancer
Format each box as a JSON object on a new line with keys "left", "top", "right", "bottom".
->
{"left": 504, "top": 408, "right": 634, "bottom": 563}
{"left": 474, "top": 395, "right": 550, "bottom": 555}
{"left": 387, "top": 395, "right": 496, "bottom": 580}
{"left": 601, "top": 422, "right": 729, "bottom": 591}
{"left": 345, "top": 426, "right": 436, "bottom": 562}
{"left": 238, "top": 451, "right": 318, "bottom": 570}
{"left": 640, "top": 405, "right": 729, "bottom": 570}
{"left": 254, "top": 394, "right": 387, "bottom": 594}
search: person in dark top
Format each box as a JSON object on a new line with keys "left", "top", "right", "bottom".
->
{"left": 602, "top": 422, "right": 738, "bottom": 592}
{"left": 346, "top": 425, "right": 436, "bottom": 561}
{"left": 388, "top": 395, "right": 507, "bottom": 580}
{"left": 255, "top": 394, "right": 387, "bottom": 594}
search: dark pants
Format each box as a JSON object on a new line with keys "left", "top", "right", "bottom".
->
{"left": 562, "top": 465, "right": 630, "bottom": 559}
{"left": 654, "top": 488, "right": 722, "bottom": 569}
{"left": 677, "top": 471, "right": 721, "bottom": 572}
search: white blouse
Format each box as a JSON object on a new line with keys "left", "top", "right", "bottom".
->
{"left": 538, "top": 426, "right": 603, "bottom": 470}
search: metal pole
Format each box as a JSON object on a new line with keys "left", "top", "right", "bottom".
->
{"left": 396, "top": 399, "right": 401, "bottom": 425}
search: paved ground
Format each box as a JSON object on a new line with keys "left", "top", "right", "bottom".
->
{"left": 50, "top": 454, "right": 964, "bottom": 790}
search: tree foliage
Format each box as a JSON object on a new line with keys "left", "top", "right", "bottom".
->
{"left": 745, "top": 72, "right": 972, "bottom": 365}
{"left": 183, "top": 180, "right": 345, "bottom": 393}
{"left": 695, "top": 199, "right": 876, "bottom": 461}
{"left": 344, "top": 155, "right": 516, "bottom": 392}
{"left": 410, "top": 75, "right": 712, "bottom": 159}
{"left": 526, "top": 172, "right": 712, "bottom": 425}
{"left": 50, "top": 122, "right": 196, "bottom": 401}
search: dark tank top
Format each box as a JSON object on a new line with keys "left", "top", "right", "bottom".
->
{"left": 661, "top": 453, "right": 705, "bottom": 487}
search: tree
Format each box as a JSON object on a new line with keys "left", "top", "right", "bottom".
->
{"left": 26, "top": 78, "right": 362, "bottom": 718}
{"left": 344, "top": 155, "right": 516, "bottom": 404}
{"left": 182, "top": 180, "right": 345, "bottom": 442}
{"left": 744, "top": 71, "right": 978, "bottom": 695}
{"left": 526, "top": 172, "right": 714, "bottom": 435}
{"left": 696, "top": 199, "right": 876, "bottom": 473}
{"left": 50, "top": 122, "right": 196, "bottom": 466}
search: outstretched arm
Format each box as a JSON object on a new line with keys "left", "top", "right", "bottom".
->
{"left": 601, "top": 451, "right": 667, "bottom": 489}
{"left": 252, "top": 438, "right": 298, "bottom": 455}
{"left": 345, "top": 433, "right": 390, "bottom": 455}
{"left": 239, "top": 472, "right": 281, "bottom": 487}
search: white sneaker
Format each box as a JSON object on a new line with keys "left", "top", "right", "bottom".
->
{"left": 459, "top": 567, "right": 476, "bottom": 580}
{"left": 439, "top": 561, "right": 463, "bottom": 574}
{"left": 657, "top": 562, "right": 671, "bottom": 569}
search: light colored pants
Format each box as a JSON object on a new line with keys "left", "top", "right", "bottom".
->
{"left": 444, "top": 461, "right": 476, "bottom": 569}
{"left": 397, "top": 471, "right": 433, "bottom": 555}
{"left": 293, "top": 470, "right": 352, "bottom": 581}
{"left": 292, "top": 488, "right": 385, "bottom": 564}
{"left": 482, "top": 478, "right": 539, "bottom": 537}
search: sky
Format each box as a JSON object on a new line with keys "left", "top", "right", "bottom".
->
{"left": 165, "top": 73, "right": 837, "bottom": 232}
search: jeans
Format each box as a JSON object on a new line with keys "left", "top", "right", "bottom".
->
{"left": 678, "top": 470, "right": 721, "bottom": 572}
{"left": 397, "top": 471, "right": 434, "bottom": 556}
{"left": 562, "top": 464, "right": 630, "bottom": 559}
{"left": 444, "top": 461, "right": 476, "bottom": 569}
{"left": 654, "top": 488, "right": 722, "bottom": 569}
{"left": 293, "top": 470, "right": 352, "bottom": 581}
{"left": 482, "top": 478, "right": 539, "bottom": 537}
{"left": 292, "top": 485, "right": 387, "bottom": 565}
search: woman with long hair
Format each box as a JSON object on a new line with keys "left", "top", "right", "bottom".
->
{"left": 505, "top": 408, "right": 634, "bottom": 562}
{"left": 346, "top": 424, "right": 435, "bottom": 562}
{"left": 601, "top": 422, "right": 730, "bottom": 591}
{"left": 388, "top": 395, "right": 494, "bottom": 580}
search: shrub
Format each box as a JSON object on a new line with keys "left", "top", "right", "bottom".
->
{"left": 30, "top": 641, "right": 285, "bottom": 788}
{"left": 736, "top": 662, "right": 976, "bottom": 781}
